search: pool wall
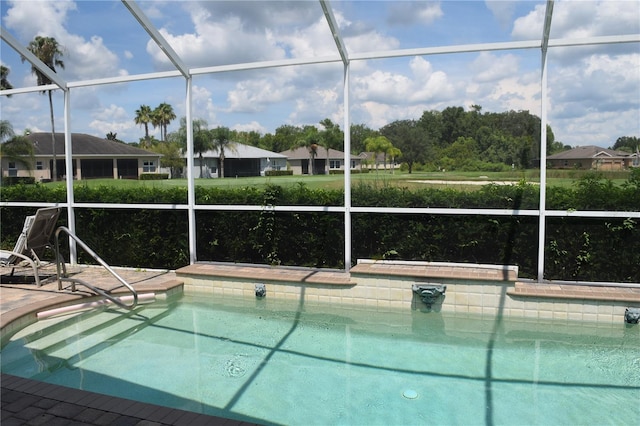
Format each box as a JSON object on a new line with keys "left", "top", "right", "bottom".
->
{"left": 176, "top": 260, "right": 640, "bottom": 325}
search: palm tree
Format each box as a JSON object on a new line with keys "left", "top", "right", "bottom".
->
{"left": 1, "top": 65, "right": 14, "bottom": 95}
{"left": 134, "top": 105, "right": 153, "bottom": 147}
{"left": 0, "top": 120, "right": 15, "bottom": 143}
{"left": 364, "top": 135, "right": 392, "bottom": 172}
{"left": 211, "top": 126, "right": 236, "bottom": 178}
{"left": 171, "top": 117, "right": 211, "bottom": 178}
{"left": 319, "top": 118, "right": 343, "bottom": 174}
{"left": 24, "top": 36, "right": 65, "bottom": 181}
{"left": 298, "top": 126, "right": 321, "bottom": 175}
{"left": 153, "top": 103, "right": 176, "bottom": 142}
{"left": 0, "top": 135, "right": 35, "bottom": 176}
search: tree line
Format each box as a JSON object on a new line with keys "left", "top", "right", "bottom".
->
{"left": 139, "top": 105, "right": 565, "bottom": 174}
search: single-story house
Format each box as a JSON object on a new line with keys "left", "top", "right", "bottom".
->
{"left": 546, "top": 145, "right": 637, "bottom": 170}
{"left": 187, "top": 143, "right": 287, "bottom": 178}
{"left": 279, "top": 146, "right": 363, "bottom": 175}
{"left": 1, "top": 132, "right": 161, "bottom": 180}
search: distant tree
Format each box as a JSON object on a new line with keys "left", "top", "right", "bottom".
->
{"left": 270, "top": 124, "right": 303, "bottom": 153}
{"left": 297, "top": 125, "right": 321, "bottom": 175}
{"left": 386, "top": 146, "right": 402, "bottom": 174}
{"left": 440, "top": 106, "right": 467, "bottom": 145}
{"left": 135, "top": 105, "right": 153, "bottom": 144}
{"left": 0, "top": 135, "right": 35, "bottom": 174}
{"left": 417, "top": 110, "right": 443, "bottom": 156}
{"left": 137, "top": 135, "right": 160, "bottom": 148}
{"left": 364, "top": 135, "right": 392, "bottom": 172}
{"left": 319, "top": 118, "right": 343, "bottom": 174}
{"left": 1, "top": 65, "right": 13, "bottom": 94}
{"left": 24, "top": 36, "right": 65, "bottom": 181}
{"left": 211, "top": 126, "right": 236, "bottom": 178}
{"left": 380, "top": 120, "right": 428, "bottom": 173}
{"left": 153, "top": 102, "right": 176, "bottom": 142}
{"left": 350, "top": 123, "right": 377, "bottom": 154}
{"left": 231, "top": 129, "right": 261, "bottom": 147}
{"left": 0, "top": 120, "right": 15, "bottom": 143}
{"left": 150, "top": 140, "right": 184, "bottom": 178}
{"left": 612, "top": 136, "right": 639, "bottom": 152}
{"left": 106, "top": 131, "right": 117, "bottom": 140}
{"left": 170, "top": 117, "right": 211, "bottom": 178}
{"left": 440, "top": 136, "right": 479, "bottom": 170}
{"left": 548, "top": 140, "right": 571, "bottom": 155}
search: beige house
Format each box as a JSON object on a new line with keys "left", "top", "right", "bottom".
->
{"left": 279, "top": 146, "right": 362, "bottom": 175}
{"left": 546, "top": 145, "right": 637, "bottom": 170}
{"left": 1, "top": 133, "right": 161, "bottom": 181}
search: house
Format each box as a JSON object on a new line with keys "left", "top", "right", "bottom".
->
{"left": 1, "top": 133, "right": 161, "bottom": 180}
{"left": 187, "top": 143, "right": 287, "bottom": 178}
{"left": 278, "top": 146, "right": 362, "bottom": 175}
{"left": 546, "top": 145, "right": 636, "bottom": 170}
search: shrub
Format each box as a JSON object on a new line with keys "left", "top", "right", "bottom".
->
{"left": 139, "top": 173, "right": 169, "bottom": 180}
{"left": 265, "top": 170, "right": 293, "bottom": 176}
{"left": 2, "top": 177, "right": 36, "bottom": 186}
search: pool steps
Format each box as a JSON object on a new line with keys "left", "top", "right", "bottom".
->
{"left": 37, "top": 292, "right": 156, "bottom": 320}
{"left": 5, "top": 303, "right": 174, "bottom": 373}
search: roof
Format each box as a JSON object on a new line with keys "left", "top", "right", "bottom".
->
{"left": 25, "top": 133, "right": 159, "bottom": 157}
{"left": 547, "top": 145, "right": 631, "bottom": 160}
{"left": 279, "top": 146, "right": 360, "bottom": 160}
{"left": 194, "top": 142, "right": 286, "bottom": 159}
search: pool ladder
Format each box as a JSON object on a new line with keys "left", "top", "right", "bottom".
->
{"left": 54, "top": 226, "right": 138, "bottom": 310}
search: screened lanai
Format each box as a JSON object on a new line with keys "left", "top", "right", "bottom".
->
{"left": 1, "top": 0, "right": 639, "bottom": 284}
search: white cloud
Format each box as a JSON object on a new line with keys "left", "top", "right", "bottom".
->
{"left": 3, "top": 0, "right": 127, "bottom": 81}
{"left": 387, "top": 2, "right": 443, "bottom": 26}
{"left": 513, "top": 1, "right": 640, "bottom": 41}
{"left": 485, "top": 1, "right": 516, "bottom": 30}
{"left": 124, "top": 51, "right": 133, "bottom": 60}
{"left": 232, "top": 121, "right": 267, "bottom": 134}
{"left": 471, "top": 52, "right": 520, "bottom": 83}
{"left": 191, "top": 85, "right": 218, "bottom": 125}
{"left": 227, "top": 77, "right": 297, "bottom": 113}
{"left": 88, "top": 104, "right": 134, "bottom": 137}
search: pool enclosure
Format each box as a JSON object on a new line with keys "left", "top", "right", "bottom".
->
{"left": 1, "top": 1, "right": 639, "bottom": 285}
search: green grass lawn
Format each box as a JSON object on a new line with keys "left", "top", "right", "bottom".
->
{"left": 44, "top": 169, "right": 630, "bottom": 191}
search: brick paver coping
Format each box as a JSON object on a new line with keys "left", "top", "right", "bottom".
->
{"left": 350, "top": 259, "right": 519, "bottom": 281}
{"left": 508, "top": 281, "right": 640, "bottom": 303}
{"left": 2, "top": 373, "right": 259, "bottom": 425}
{"left": 177, "top": 262, "right": 354, "bottom": 286}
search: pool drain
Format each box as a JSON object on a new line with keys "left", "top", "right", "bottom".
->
{"left": 403, "top": 389, "right": 418, "bottom": 399}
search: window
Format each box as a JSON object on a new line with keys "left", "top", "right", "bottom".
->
{"left": 36, "top": 161, "right": 43, "bottom": 170}
{"left": 351, "top": 160, "right": 356, "bottom": 169}
{"left": 8, "top": 162, "right": 17, "bottom": 177}
{"left": 329, "top": 160, "right": 341, "bottom": 169}
{"left": 143, "top": 161, "right": 156, "bottom": 172}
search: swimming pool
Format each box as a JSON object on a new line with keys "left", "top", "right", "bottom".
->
{"left": 2, "top": 293, "right": 639, "bottom": 425}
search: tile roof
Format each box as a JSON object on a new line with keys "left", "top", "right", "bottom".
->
{"left": 196, "top": 142, "right": 286, "bottom": 159}
{"left": 547, "top": 145, "right": 630, "bottom": 160}
{"left": 25, "top": 133, "right": 159, "bottom": 157}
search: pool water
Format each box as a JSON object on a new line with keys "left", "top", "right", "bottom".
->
{"left": 2, "top": 294, "right": 639, "bottom": 425}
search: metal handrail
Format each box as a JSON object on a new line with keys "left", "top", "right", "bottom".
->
{"left": 54, "top": 226, "right": 138, "bottom": 309}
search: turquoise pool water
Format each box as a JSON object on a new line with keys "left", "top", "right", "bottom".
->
{"left": 2, "top": 294, "right": 639, "bottom": 425}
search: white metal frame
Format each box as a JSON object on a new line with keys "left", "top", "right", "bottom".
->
{"left": 2, "top": 0, "right": 639, "bottom": 284}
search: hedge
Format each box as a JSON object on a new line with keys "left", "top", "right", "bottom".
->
{"left": 1, "top": 172, "right": 638, "bottom": 281}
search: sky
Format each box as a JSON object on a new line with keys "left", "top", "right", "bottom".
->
{"left": 1, "top": 0, "right": 639, "bottom": 148}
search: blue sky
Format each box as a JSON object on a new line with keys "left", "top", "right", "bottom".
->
{"left": 1, "top": 0, "right": 639, "bottom": 148}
